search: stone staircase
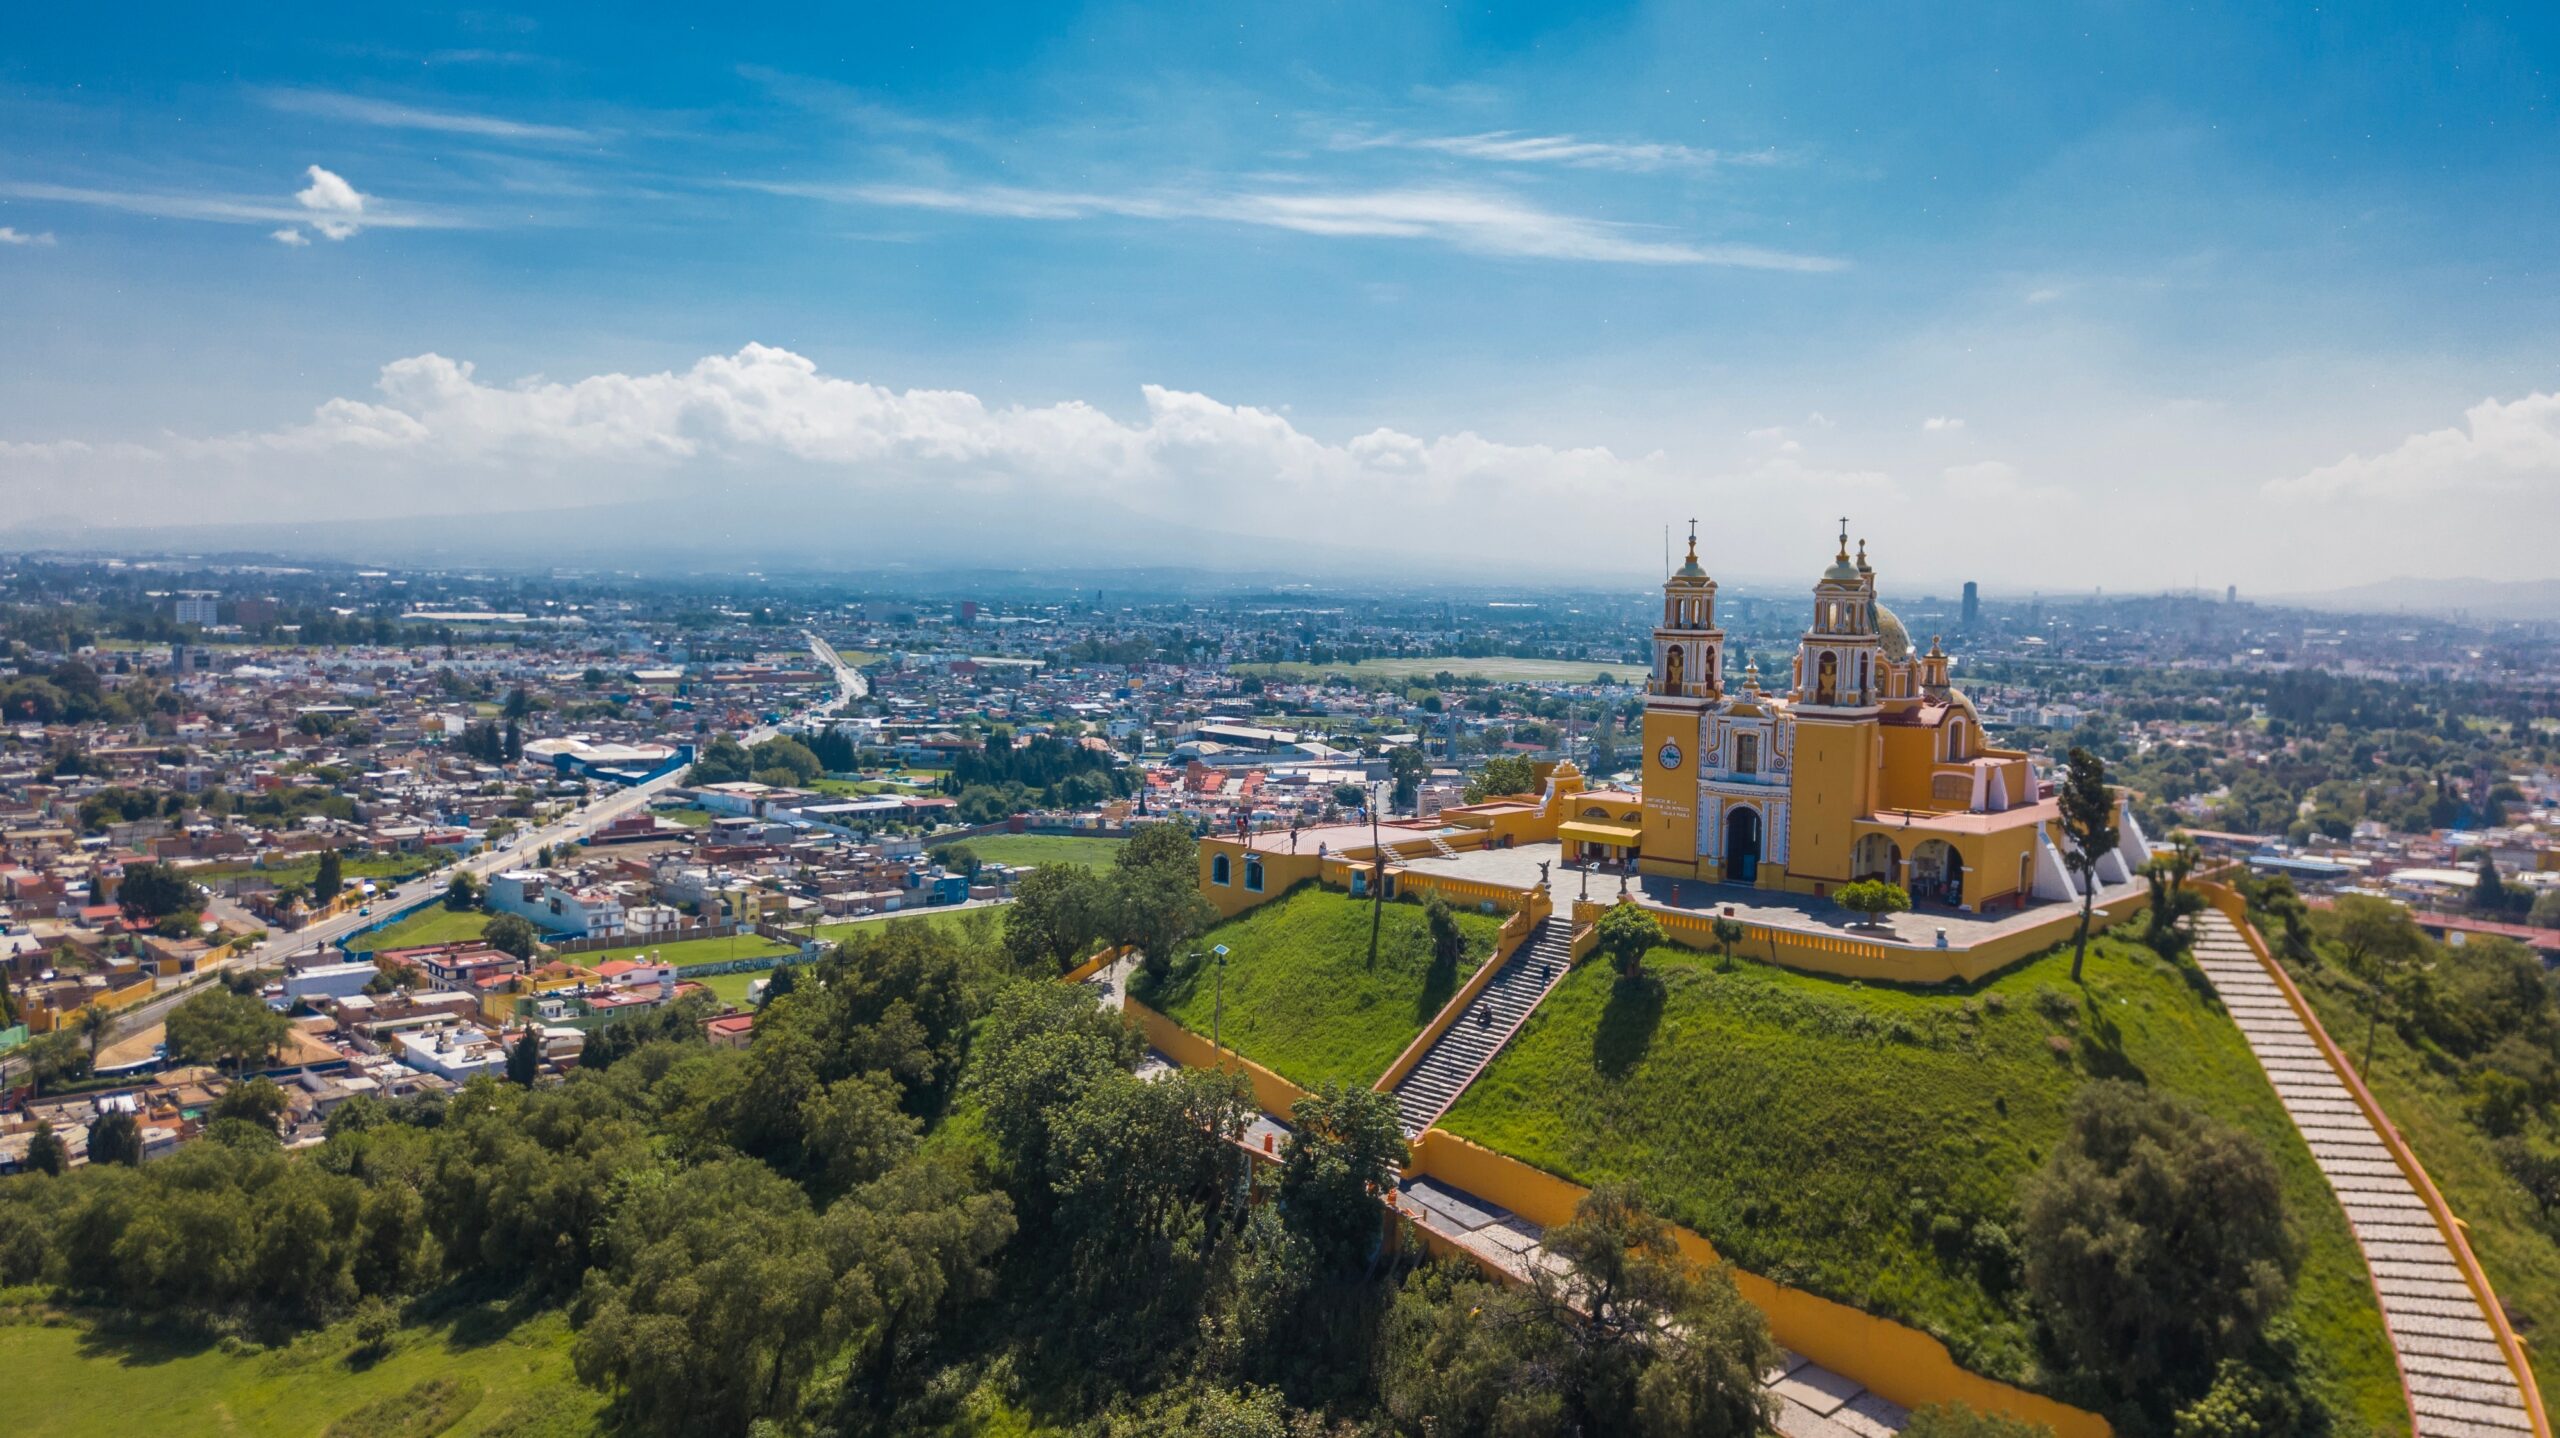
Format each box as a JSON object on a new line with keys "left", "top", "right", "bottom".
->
{"left": 1426, "top": 832, "right": 1462, "bottom": 861}
{"left": 2191, "top": 909, "right": 2538, "bottom": 1438}
{"left": 1391, "top": 916, "right": 1576, "bottom": 1138}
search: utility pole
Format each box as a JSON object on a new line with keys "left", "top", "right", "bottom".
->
{"left": 1367, "top": 779, "right": 1387, "bottom": 970}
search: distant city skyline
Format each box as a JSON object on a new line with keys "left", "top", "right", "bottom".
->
{"left": 5, "top": 3, "right": 2559, "bottom": 590}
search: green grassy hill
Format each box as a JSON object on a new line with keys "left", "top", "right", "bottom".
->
{"left": 0, "top": 1297, "right": 602, "bottom": 1438}
{"left": 960, "top": 834, "right": 1128, "bottom": 872}
{"left": 1439, "top": 934, "right": 2405, "bottom": 1435}
{"left": 1134, "top": 884, "right": 1503, "bottom": 1091}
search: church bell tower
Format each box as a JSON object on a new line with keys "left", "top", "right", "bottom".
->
{"left": 1639, "top": 522, "right": 1723, "bottom": 878}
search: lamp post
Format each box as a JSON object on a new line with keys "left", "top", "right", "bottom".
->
{"left": 1209, "top": 944, "right": 1231, "bottom": 1053}
{"left": 1367, "top": 780, "right": 1388, "bottom": 970}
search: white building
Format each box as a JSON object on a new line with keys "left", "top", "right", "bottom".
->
{"left": 396, "top": 1026, "right": 510, "bottom": 1082}
{"left": 487, "top": 870, "right": 628, "bottom": 939}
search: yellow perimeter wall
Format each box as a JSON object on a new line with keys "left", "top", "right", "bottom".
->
{"left": 1403, "top": 1130, "right": 2111, "bottom": 1438}
{"left": 1576, "top": 883, "right": 2149, "bottom": 987}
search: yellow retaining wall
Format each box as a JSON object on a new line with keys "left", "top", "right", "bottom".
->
{"left": 1059, "top": 943, "right": 1135, "bottom": 986}
{"left": 1402, "top": 1130, "right": 2111, "bottom": 1438}
{"left": 1573, "top": 885, "right": 2149, "bottom": 987}
{"left": 26, "top": 974, "right": 159, "bottom": 1033}
{"left": 1123, "top": 996, "right": 1314, "bottom": 1120}
{"left": 1373, "top": 899, "right": 1548, "bottom": 1094}
{"left": 1392, "top": 869, "right": 1543, "bottom": 916}
{"left": 2197, "top": 882, "right": 2550, "bottom": 1438}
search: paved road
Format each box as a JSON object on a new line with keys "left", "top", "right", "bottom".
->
{"left": 2193, "top": 909, "right": 2539, "bottom": 1438}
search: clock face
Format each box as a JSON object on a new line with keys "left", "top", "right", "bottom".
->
{"left": 1657, "top": 740, "right": 1683, "bottom": 771}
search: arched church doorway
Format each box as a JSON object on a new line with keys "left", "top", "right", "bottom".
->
{"left": 1911, "top": 839, "right": 1963, "bottom": 907}
{"left": 1853, "top": 833, "right": 1901, "bottom": 883}
{"left": 1725, "top": 806, "right": 1763, "bottom": 884}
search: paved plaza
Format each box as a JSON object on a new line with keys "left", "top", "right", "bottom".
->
{"left": 1397, "top": 839, "right": 2141, "bottom": 950}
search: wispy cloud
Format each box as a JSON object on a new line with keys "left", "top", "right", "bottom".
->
{"left": 1922, "top": 416, "right": 1965, "bottom": 431}
{"left": 1333, "top": 127, "right": 1782, "bottom": 174}
{"left": 0, "top": 226, "right": 56, "bottom": 246}
{"left": 259, "top": 87, "right": 594, "bottom": 144}
{"left": 0, "top": 168, "right": 456, "bottom": 235}
{"left": 271, "top": 227, "right": 310, "bottom": 247}
{"left": 761, "top": 179, "right": 1842, "bottom": 270}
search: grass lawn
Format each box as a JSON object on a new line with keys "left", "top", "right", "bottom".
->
{"left": 348, "top": 905, "right": 493, "bottom": 953}
{"left": 656, "top": 806, "right": 715, "bottom": 827}
{"left": 569, "top": 933, "right": 796, "bottom": 970}
{"left": 1133, "top": 885, "right": 1504, "bottom": 1092}
{"left": 959, "top": 834, "right": 1128, "bottom": 872}
{"left": 2279, "top": 950, "right": 2560, "bottom": 1397}
{"left": 1232, "top": 656, "right": 1646, "bottom": 685}
{"left": 0, "top": 1297, "right": 604, "bottom": 1438}
{"left": 1438, "top": 934, "right": 2405, "bottom": 1433}
{"left": 696, "top": 969, "right": 765, "bottom": 1006}
{"left": 811, "top": 906, "right": 1007, "bottom": 945}
{"left": 200, "top": 852, "right": 436, "bottom": 889}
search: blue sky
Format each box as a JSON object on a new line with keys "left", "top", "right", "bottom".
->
{"left": 4, "top": 2, "right": 2558, "bottom": 590}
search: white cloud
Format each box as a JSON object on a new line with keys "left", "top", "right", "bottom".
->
{"left": 1922, "top": 416, "right": 1964, "bottom": 431}
{"left": 2271, "top": 391, "right": 2560, "bottom": 502}
{"left": 0, "top": 171, "right": 448, "bottom": 235}
{"left": 1940, "top": 460, "right": 2056, "bottom": 503}
{"left": 0, "top": 227, "right": 55, "bottom": 246}
{"left": 258, "top": 88, "right": 593, "bottom": 144}
{"left": 1333, "top": 128, "right": 1782, "bottom": 174}
{"left": 296, "top": 166, "right": 367, "bottom": 239}
{"left": 0, "top": 344, "right": 1920, "bottom": 570}
{"left": 271, "top": 227, "right": 311, "bottom": 247}
{"left": 764, "top": 180, "right": 1843, "bottom": 270}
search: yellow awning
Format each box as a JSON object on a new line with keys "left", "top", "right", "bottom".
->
{"left": 1559, "top": 820, "right": 1643, "bottom": 846}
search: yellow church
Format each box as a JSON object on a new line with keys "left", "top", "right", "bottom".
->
{"left": 1612, "top": 521, "right": 2099, "bottom": 912}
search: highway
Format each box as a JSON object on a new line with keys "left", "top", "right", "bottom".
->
{"left": 53, "top": 636, "right": 871, "bottom": 1054}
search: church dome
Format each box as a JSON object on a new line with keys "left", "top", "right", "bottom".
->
{"left": 1876, "top": 603, "right": 1912, "bottom": 661}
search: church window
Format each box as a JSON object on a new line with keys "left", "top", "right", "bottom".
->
{"left": 1815, "top": 651, "right": 1838, "bottom": 705}
{"left": 1664, "top": 645, "right": 1686, "bottom": 694}
{"left": 1245, "top": 858, "right": 1265, "bottom": 892}
{"left": 1212, "top": 854, "right": 1231, "bottom": 885}
{"left": 1735, "top": 732, "right": 1759, "bottom": 775}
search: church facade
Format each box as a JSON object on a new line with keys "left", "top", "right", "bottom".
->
{"left": 1633, "top": 523, "right": 2081, "bottom": 912}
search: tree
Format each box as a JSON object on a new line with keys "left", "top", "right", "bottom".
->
{"left": 1594, "top": 901, "right": 1664, "bottom": 980}
{"left": 75, "top": 1002, "right": 114, "bottom": 1062}
{"left": 1710, "top": 915, "right": 1747, "bottom": 972}
{"left": 1835, "top": 879, "right": 1911, "bottom": 929}
{"left": 507, "top": 1028, "right": 542, "bottom": 1087}
{"left": 445, "top": 869, "right": 482, "bottom": 911}
{"left": 749, "top": 736, "right": 822, "bottom": 786}
{"left": 115, "top": 860, "right": 196, "bottom": 920}
{"left": 1463, "top": 753, "right": 1540, "bottom": 804}
{"left": 25, "top": 1122, "right": 66, "bottom": 1176}
{"left": 313, "top": 848, "right": 345, "bottom": 906}
{"left": 686, "top": 734, "right": 753, "bottom": 786}
{"left": 483, "top": 912, "right": 539, "bottom": 960}
{"left": 929, "top": 842, "right": 981, "bottom": 878}
{"left": 1005, "top": 863, "right": 1106, "bottom": 973}
{"left": 22, "top": 1028, "right": 90, "bottom": 1095}
{"left": 1277, "top": 1083, "right": 1405, "bottom": 1273}
{"left": 1111, "top": 822, "right": 1217, "bottom": 980}
{"left": 165, "top": 988, "right": 291, "bottom": 1075}
{"left": 87, "top": 1108, "right": 143, "bottom": 1165}
{"left": 1386, "top": 745, "right": 1430, "bottom": 811}
{"left": 212, "top": 1074, "right": 291, "bottom": 1132}
{"left": 1423, "top": 895, "right": 1468, "bottom": 989}
{"left": 2142, "top": 831, "right": 2205, "bottom": 955}
{"left": 2472, "top": 851, "right": 2511, "bottom": 912}
{"left": 2019, "top": 1082, "right": 2296, "bottom": 1407}
{"left": 2532, "top": 887, "right": 2560, "bottom": 931}
{"left": 2057, "top": 747, "right": 2120, "bottom": 984}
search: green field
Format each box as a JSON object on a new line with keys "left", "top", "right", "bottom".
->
{"left": 1133, "top": 885, "right": 1504, "bottom": 1091}
{"left": 1439, "top": 934, "right": 2404, "bottom": 1432}
{"left": 568, "top": 933, "right": 796, "bottom": 970}
{"left": 1233, "top": 656, "right": 1646, "bottom": 684}
{"left": 957, "top": 834, "right": 1128, "bottom": 872}
{"left": 655, "top": 806, "right": 714, "bottom": 828}
{"left": 347, "top": 906, "right": 494, "bottom": 953}
{"left": 811, "top": 906, "right": 1005, "bottom": 945}
{"left": 695, "top": 969, "right": 765, "bottom": 1006}
{"left": 200, "top": 853, "right": 437, "bottom": 890}
{"left": 2280, "top": 948, "right": 2560, "bottom": 1396}
{"left": 0, "top": 1300, "right": 603, "bottom": 1438}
